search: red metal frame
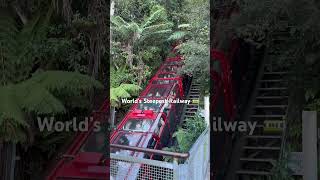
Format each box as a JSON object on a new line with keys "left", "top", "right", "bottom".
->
{"left": 47, "top": 44, "right": 186, "bottom": 180}
{"left": 47, "top": 101, "right": 109, "bottom": 180}
{"left": 211, "top": 39, "right": 240, "bottom": 121}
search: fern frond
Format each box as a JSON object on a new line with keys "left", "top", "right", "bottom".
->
{"left": 111, "top": 16, "right": 129, "bottom": 27}
{"left": 167, "top": 31, "right": 187, "bottom": 41}
{"left": 110, "top": 83, "right": 141, "bottom": 107}
{"left": 142, "top": 8, "right": 167, "bottom": 28}
{"left": 178, "top": 24, "right": 191, "bottom": 29}
{"left": 16, "top": 83, "right": 66, "bottom": 114}
{"left": 27, "top": 70, "right": 103, "bottom": 94}
{"left": 141, "top": 23, "right": 173, "bottom": 35}
{"left": 0, "top": 86, "right": 29, "bottom": 143}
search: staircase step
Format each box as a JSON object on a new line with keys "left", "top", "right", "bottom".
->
{"left": 256, "top": 96, "right": 288, "bottom": 99}
{"left": 236, "top": 170, "right": 271, "bottom": 175}
{"left": 240, "top": 158, "right": 276, "bottom": 163}
{"left": 251, "top": 115, "right": 284, "bottom": 118}
{"left": 186, "top": 108, "right": 198, "bottom": 110}
{"left": 260, "top": 79, "right": 284, "bottom": 82}
{"left": 258, "top": 87, "right": 287, "bottom": 91}
{"left": 255, "top": 105, "right": 287, "bottom": 108}
{"left": 245, "top": 135, "right": 282, "bottom": 139}
{"left": 189, "top": 96, "right": 200, "bottom": 99}
{"left": 264, "top": 72, "right": 288, "bottom": 75}
{"left": 189, "top": 92, "right": 199, "bottom": 94}
{"left": 243, "top": 146, "right": 280, "bottom": 150}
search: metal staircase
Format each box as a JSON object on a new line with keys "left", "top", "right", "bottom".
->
{"left": 236, "top": 27, "right": 293, "bottom": 179}
{"left": 181, "top": 76, "right": 201, "bottom": 128}
{"left": 236, "top": 66, "right": 289, "bottom": 179}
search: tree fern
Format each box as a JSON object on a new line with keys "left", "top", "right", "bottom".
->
{"left": 167, "top": 31, "right": 187, "bottom": 41}
{"left": 0, "top": 71, "right": 103, "bottom": 143}
{"left": 110, "top": 83, "right": 141, "bottom": 107}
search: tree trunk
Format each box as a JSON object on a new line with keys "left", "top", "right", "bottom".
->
{"left": 0, "top": 142, "right": 16, "bottom": 180}
{"left": 110, "top": 106, "right": 116, "bottom": 128}
{"left": 12, "top": 4, "right": 28, "bottom": 25}
{"left": 125, "top": 43, "right": 134, "bottom": 68}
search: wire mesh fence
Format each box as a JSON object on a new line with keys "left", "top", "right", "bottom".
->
{"left": 110, "top": 153, "right": 176, "bottom": 180}
{"left": 110, "top": 127, "right": 209, "bottom": 180}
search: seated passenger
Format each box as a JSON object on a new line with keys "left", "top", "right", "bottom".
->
{"left": 142, "top": 120, "right": 151, "bottom": 131}
{"left": 135, "top": 122, "right": 142, "bottom": 131}
{"left": 155, "top": 91, "right": 161, "bottom": 97}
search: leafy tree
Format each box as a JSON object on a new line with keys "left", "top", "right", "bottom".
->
{"left": 111, "top": 5, "right": 173, "bottom": 68}
{"left": 0, "top": 1, "right": 107, "bottom": 178}
{"left": 163, "top": 112, "right": 206, "bottom": 162}
{"left": 0, "top": 71, "right": 103, "bottom": 143}
{"left": 114, "top": 0, "right": 157, "bottom": 23}
{"left": 178, "top": 0, "right": 210, "bottom": 93}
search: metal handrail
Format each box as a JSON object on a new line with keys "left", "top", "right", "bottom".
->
{"left": 110, "top": 144, "right": 189, "bottom": 159}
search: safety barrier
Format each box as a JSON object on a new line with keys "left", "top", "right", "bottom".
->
{"left": 110, "top": 127, "right": 210, "bottom": 180}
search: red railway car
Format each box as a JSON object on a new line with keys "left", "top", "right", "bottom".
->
{"left": 46, "top": 102, "right": 109, "bottom": 180}
{"left": 110, "top": 52, "right": 187, "bottom": 179}
{"left": 47, "top": 45, "right": 188, "bottom": 180}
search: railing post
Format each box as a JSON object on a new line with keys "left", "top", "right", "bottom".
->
{"left": 173, "top": 159, "right": 179, "bottom": 180}
{"left": 302, "top": 111, "right": 318, "bottom": 180}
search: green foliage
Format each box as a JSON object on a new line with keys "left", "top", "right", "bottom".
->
{"left": 269, "top": 148, "right": 294, "bottom": 180}
{"left": 111, "top": 6, "right": 173, "bottom": 47}
{"left": 177, "top": 0, "right": 210, "bottom": 93}
{"left": 232, "top": 0, "right": 320, "bottom": 115}
{"left": 34, "top": 130, "right": 71, "bottom": 158}
{"left": 0, "top": 71, "right": 103, "bottom": 143}
{"left": 114, "top": 0, "right": 158, "bottom": 23}
{"left": 0, "top": 8, "right": 52, "bottom": 84}
{"left": 173, "top": 113, "right": 206, "bottom": 153}
{"left": 110, "top": 84, "right": 141, "bottom": 107}
{"left": 163, "top": 112, "right": 206, "bottom": 162}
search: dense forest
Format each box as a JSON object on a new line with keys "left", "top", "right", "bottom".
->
{"left": 110, "top": 0, "right": 209, "bottom": 123}
{"left": 0, "top": 0, "right": 108, "bottom": 179}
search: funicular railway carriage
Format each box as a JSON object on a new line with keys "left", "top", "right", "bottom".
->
{"left": 46, "top": 103, "right": 109, "bottom": 180}
{"left": 46, "top": 45, "right": 188, "bottom": 180}
{"left": 110, "top": 55, "right": 187, "bottom": 179}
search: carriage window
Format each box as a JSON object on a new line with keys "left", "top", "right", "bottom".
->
{"left": 146, "top": 87, "right": 166, "bottom": 97}
{"left": 162, "top": 66, "right": 178, "bottom": 72}
{"left": 158, "top": 74, "right": 175, "bottom": 78}
{"left": 170, "top": 86, "right": 178, "bottom": 98}
{"left": 137, "top": 102, "right": 161, "bottom": 112}
{"left": 147, "top": 137, "right": 157, "bottom": 149}
{"left": 155, "top": 117, "right": 165, "bottom": 135}
{"left": 163, "top": 103, "right": 171, "bottom": 115}
{"left": 152, "top": 80, "right": 177, "bottom": 85}
{"left": 81, "top": 123, "right": 108, "bottom": 153}
{"left": 123, "top": 119, "right": 152, "bottom": 132}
